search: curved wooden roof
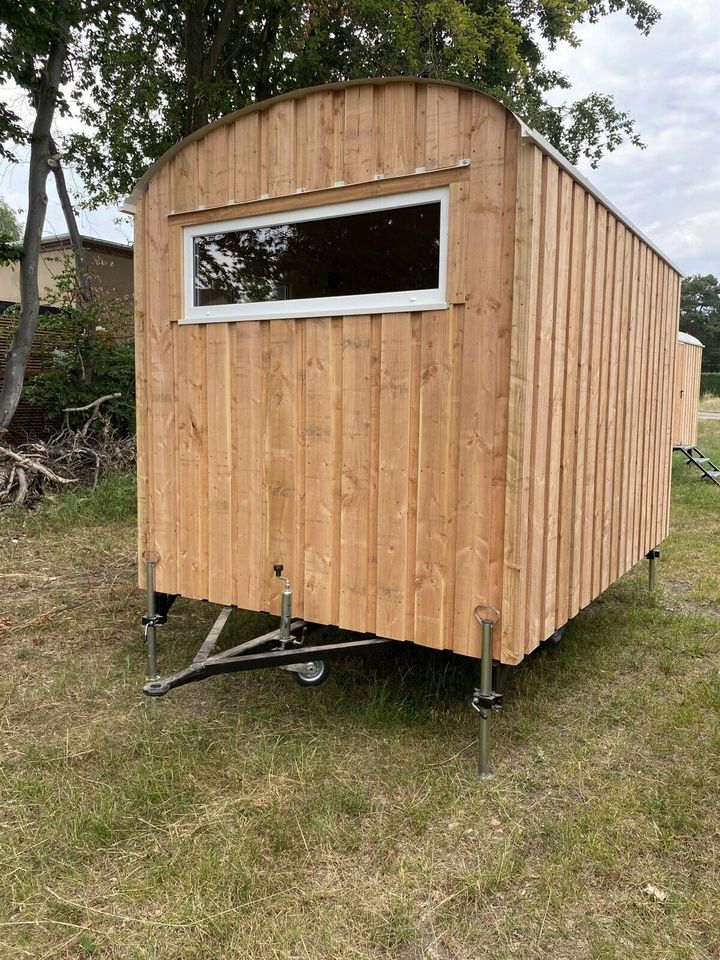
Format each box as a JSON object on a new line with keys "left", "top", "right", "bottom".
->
{"left": 122, "top": 77, "right": 681, "bottom": 273}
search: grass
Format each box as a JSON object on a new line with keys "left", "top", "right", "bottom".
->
{"left": 1, "top": 424, "right": 720, "bottom": 959}
{"left": 698, "top": 392, "right": 720, "bottom": 413}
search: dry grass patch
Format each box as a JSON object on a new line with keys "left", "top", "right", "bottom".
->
{"left": 698, "top": 392, "right": 720, "bottom": 413}
{"left": 1, "top": 430, "right": 720, "bottom": 959}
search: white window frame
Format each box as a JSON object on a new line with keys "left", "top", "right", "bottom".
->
{"left": 181, "top": 186, "right": 449, "bottom": 324}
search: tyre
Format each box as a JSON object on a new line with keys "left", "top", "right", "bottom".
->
{"left": 293, "top": 659, "right": 330, "bottom": 687}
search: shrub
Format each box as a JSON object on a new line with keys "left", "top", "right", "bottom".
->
{"left": 23, "top": 259, "right": 135, "bottom": 435}
{"left": 700, "top": 372, "right": 720, "bottom": 397}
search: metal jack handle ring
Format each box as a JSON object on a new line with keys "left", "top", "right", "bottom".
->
{"left": 472, "top": 605, "right": 501, "bottom": 780}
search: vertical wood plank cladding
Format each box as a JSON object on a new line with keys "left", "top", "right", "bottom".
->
{"left": 267, "top": 102, "right": 295, "bottom": 195}
{"left": 232, "top": 113, "right": 261, "bottom": 202}
{"left": 265, "top": 320, "right": 296, "bottom": 612}
{"left": 645, "top": 258, "right": 663, "bottom": 551}
{"left": 650, "top": 263, "right": 668, "bottom": 545}
{"left": 376, "top": 313, "right": 414, "bottom": 638}
{"left": 424, "top": 84, "right": 459, "bottom": 169}
{"left": 343, "top": 85, "right": 374, "bottom": 183}
{"left": 145, "top": 167, "right": 178, "bottom": 594}
{"left": 601, "top": 222, "right": 624, "bottom": 592}
{"left": 447, "top": 182, "right": 469, "bottom": 303}
{"left": 198, "top": 126, "right": 229, "bottom": 208}
{"left": 201, "top": 130, "right": 234, "bottom": 602}
{"left": 541, "top": 170, "right": 572, "bottom": 637}
{"left": 303, "top": 93, "right": 336, "bottom": 191}
{"left": 580, "top": 205, "right": 606, "bottom": 611}
{"left": 233, "top": 322, "right": 264, "bottom": 609}
{"left": 502, "top": 143, "right": 542, "bottom": 664}
{"left": 622, "top": 238, "right": 644, "bottom": 573}
{"left": 414, "top": 310, "right": 452, "bottom": 648}
{"left": 609, "top": 228, "right": 633, "bottom": 585}
{"left": 134, "top": 196, "right": 149, "bottom": 583}
{"left": 592, "top": 218, "right": 616, "bottom": 597}
{"left": 442, "top": 305, "right": 465, "bottom": 653}
{"left": 490, "top": 119, "right": 518, "bottom": 646}
{"left": 293, "top": 320, "right": 307, "bottom": 620}
{"left": 569, "top": 195, "right": 595, "bottom": 619}
{"left": 405, "top": 314, "right": 422, "bottom": 642}
{"left": 365, "top": 315, "right": 382, "bottom": 634}
{"left": 453, "top": 99, "right": 511, "bottom": 659}
{"left": 304, "top": 318, "right": 339, "bottom": 624}
{"left": 170, "top": 142, "right": 198, "bottom": 212}
{"left": 206, "top": 324, "right": 234, "bottom": 602}
{"left": 657, "top": 266, "right": 675, "bottom": 544}
{"left": 175, "top": 323, "right": 208, "bottom": 600}
{"left": 672, "top": 341, "right": 685, "bottom": 444}
{"left": 524, "top": 157, "right": 557, "bottom": 652}
{"left": 339, "top": 316, "right": 372, "bottom": 631}
{"left": 170, "top": 145, "right": 205, "bottom": 600}
{"left": 637, "top": 253, "right": 657, "bottom": 558}
{"left": 674, "top": 339, "right": 702, "bottom": 447}
{"left": 383, "top": 83, "right": 416, "bottom": 176}
{"left": 556, "top": 182, "right": 585, "bottom": 626}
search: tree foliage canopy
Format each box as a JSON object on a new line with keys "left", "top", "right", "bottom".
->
{"left": 48, "top": 0, "right": 661, "bottom": 207}
{"left": 0, "top": 196, "right": 22, "bottom": 263}
{"left": 680, "top": 274, "right": 720, "bottom": 373}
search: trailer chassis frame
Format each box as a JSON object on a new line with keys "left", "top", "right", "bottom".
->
{"left": 141, "top": 560, "right": 394, "bottom": 698}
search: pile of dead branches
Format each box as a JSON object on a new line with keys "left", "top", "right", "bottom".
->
{"left": 0, "top": 394, "right": 135, "bottom": 507}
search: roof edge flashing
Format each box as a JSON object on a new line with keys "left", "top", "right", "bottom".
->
{"left": 518, "top": 126, "right": 682, "bottom": 275}
{"left": 678, "top": 331, "right": 704, "bottom": 347}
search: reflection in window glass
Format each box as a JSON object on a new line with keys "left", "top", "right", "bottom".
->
{"left": 193, "top": 202, "right": 441, "bottom": 307}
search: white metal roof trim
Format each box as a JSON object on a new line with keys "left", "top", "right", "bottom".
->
{"left": 678, "top": 330, "right": 704, "bottom": 347}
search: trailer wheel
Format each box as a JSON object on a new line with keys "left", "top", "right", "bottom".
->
{"left": 547, "top": 625, "right": 566, "bottom": 646}
{"left": 293, "top": 660, "right": 330, "bottom": 687}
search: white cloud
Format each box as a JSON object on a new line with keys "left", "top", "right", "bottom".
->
{"left": 544, "top": 0, "right": 720, "bottom": 276}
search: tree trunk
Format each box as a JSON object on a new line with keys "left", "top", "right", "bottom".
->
{"left": 48, "top": 134, "right": 92, "bottom": 304}
{"left": 48, "top": 134, "right": 97, "bottom": 384}
{"left": 0, "top": 1, "right": 70, "bottom": 431}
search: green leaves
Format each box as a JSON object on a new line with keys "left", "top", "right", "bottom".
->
{"left": 681, "top": 275, "right": 720, "bottom": 373}
{"left": 40, "top": 0, "right": 662, "bottom": 206}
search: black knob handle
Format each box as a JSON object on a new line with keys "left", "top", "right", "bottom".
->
{"left": 273, "top": 564, "right": 284, "bottom": 577}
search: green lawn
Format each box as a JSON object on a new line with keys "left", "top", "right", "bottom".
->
{"left": 1, "top": 424, "right": 720, "bottom": 960}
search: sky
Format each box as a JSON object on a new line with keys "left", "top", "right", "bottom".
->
{"left": 543, "top": 0, "right": 720, "bottom": 277}
{"left": 1, "top": 0, "right": 718, "bottom": 277}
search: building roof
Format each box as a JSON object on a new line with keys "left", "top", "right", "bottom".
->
{"left": 41, "top": 234, "right": 133, "bottom": 257}
{"left": 121, "top": 77, "right": 681, "bottom": 275}
{"left": 678, "top": 330, "right": 704, "bottom": 348}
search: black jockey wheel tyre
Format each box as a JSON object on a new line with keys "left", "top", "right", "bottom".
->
{"left": 293, "top": 660, "right": 330, "bottom": 687}
{"left": 547, "top": 624, "right": 566, "bottom": 646}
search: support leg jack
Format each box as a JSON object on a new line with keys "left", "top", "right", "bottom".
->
{"left": 472, "top": 606, "right": 502, "bottom": 779}
{"left": 646, "top": 549, "right": 660, "bottom": 593}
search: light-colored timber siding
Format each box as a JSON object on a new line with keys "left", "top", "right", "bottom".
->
{"left": 502, "top": 141, "right": 681, "bottom": 662}
{"left": 133, "top": 79, "right": 682, "bottom": 665}
{"left": 672, "top": 336, "right": 703, "bottom": 448}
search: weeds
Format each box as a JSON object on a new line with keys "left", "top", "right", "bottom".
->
{"left": 1, "top": 424, "right": 719, "bottom": 959}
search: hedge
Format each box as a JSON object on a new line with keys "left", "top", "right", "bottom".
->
{"left": 700, "top": 372, "right": 720, "bottom": 396}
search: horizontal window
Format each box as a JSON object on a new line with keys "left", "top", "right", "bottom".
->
{"left": 182, "top": 187, "right": 449, "bottom": 323}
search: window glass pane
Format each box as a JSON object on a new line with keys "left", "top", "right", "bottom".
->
{"left": 193, "top": 201, "right": 441, "bottom": 307}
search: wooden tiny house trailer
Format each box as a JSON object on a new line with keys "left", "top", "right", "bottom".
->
{"left": 673, "top": 332, "right": 703, "bottom": 448}
{"left": 126, "top": 78, "right": 682, "bottom": 669}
